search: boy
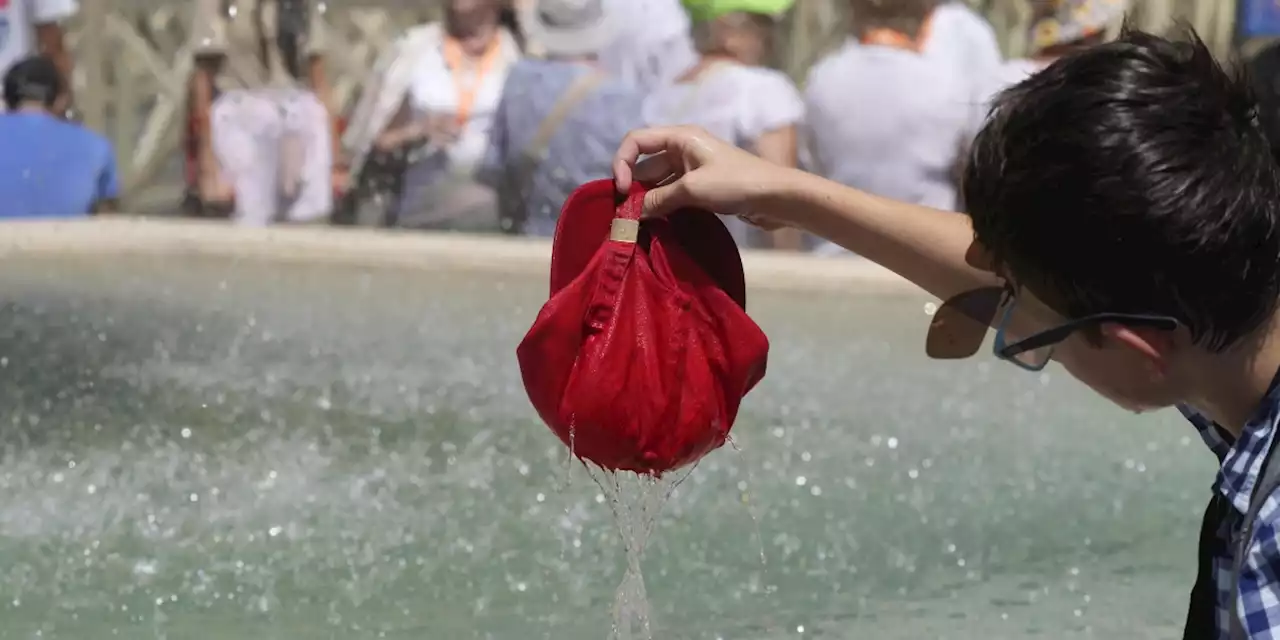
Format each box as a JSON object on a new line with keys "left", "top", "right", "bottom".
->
{"left": 612, "top": 26, "right": 1280, "bottom": 639}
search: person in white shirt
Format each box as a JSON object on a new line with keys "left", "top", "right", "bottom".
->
{"left": 642, "top": 0, "right": 804, "bottom": 249}
{"left": 803, "top": 0, "right": 975, "bottom": 255}
{"left": 0, "top": 0, "right": 77, "bottom": 113}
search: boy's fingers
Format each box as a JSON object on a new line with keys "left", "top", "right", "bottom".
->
{"left": 614, "top": 127, "right": 691, "bottom": 193}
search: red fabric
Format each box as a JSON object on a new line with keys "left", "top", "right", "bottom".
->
{"left": 517, "top": 180, "right": 769, "bottom": 475}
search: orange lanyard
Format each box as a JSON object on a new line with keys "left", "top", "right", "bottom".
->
{"left": 442, "top": 35, "right": 502, "bottom": 128}
{"left": 860, "top": 12, "right": 935, "bottom": 52}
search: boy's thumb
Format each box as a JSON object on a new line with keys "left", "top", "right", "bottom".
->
{"left": 641, "top": 182, "right": 688, "bottom": 220}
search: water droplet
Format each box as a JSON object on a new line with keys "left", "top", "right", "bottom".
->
{"left": 795, "top": 476, "right": 807, "bottom": 486}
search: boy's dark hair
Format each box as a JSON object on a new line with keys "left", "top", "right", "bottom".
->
{"left": 2, "top": 55, "right": 63, "bottom": 111}
{"left": 849, "top": 0, "right": 939, "bottom": 39}
{"left": 1247, "top": 40, "right": 1280, "bottom": 160}
{"left": 963, "top": 25, "right": 1280, "bottom": 351}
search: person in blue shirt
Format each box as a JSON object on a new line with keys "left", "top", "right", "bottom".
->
{"left": 0, "top": 55, "right": 118, "bottom": 218}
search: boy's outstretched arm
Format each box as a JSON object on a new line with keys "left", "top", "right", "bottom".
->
{"left": 775, "top": 167, "right": 997, "bottom": 300}
{"left": 613, "top": 125, "right": 998, "bottom": 302}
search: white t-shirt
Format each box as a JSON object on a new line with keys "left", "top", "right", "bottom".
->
{"left": 0, "top": 0, "right": 77, "bottom": 78}
{"left": 642, "top": 62, "right": 803, "bottom": 247}
{"left": 642, "top": 62, "right": 804, "bottom": 151}
{"left": 405, "top": 31, "right": 521, "bottom": 176}
{"left": 804, "top": 42, "right": 976, "bottom": 211}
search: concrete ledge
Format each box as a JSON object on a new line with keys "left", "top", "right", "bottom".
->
{"left": 0, "top": 217, "right": 921, "bottom": 295}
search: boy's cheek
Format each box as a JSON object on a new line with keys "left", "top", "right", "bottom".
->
{"left": 1058, "top": 347, "right": 1175, "bottom": 412}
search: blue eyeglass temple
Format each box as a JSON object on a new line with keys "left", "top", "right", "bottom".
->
{"left": 993, "top": 296, "right": 1051, "bottom": 372}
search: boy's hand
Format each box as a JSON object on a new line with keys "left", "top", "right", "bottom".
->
{"left": 612, "top": 125, "right": 797, "bottom": 225}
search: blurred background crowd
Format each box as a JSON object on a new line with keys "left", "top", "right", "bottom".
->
{"left": 0, "top": 0, "right": 1263, "bottom": 254}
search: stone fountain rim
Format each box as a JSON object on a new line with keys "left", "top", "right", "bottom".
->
{"left": 0, "top": 217, "right": 919, "bottom": 294}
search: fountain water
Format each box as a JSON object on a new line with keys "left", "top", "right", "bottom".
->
{"left": 0, "top": 221, "right": 1210, "bottom": 639}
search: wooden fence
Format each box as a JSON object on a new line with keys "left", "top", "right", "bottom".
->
{"left": 68, "top": 0, "right": 1238, "bottom": 208}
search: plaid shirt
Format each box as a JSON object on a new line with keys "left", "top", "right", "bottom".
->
{"left": 1182, "top": 391, "right": 1280, "bottom": 639}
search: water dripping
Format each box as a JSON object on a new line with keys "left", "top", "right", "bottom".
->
{"left": 727, "top": 436, "right": 768, "bottom": 567}
{"left": 555, "top": 416, "right": 579, "bottom": 564}
{"left": 586, "top": 463, "right": 698, "bottom": 640}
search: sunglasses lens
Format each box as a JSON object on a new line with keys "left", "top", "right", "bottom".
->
{"left": 1007, "top": 343, "right": 1055, "bottom": 370}
{"left": 925, "top": 287, "right": 1003, "bottom": 360}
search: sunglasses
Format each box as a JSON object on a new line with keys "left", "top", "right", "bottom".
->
{"left": 925, "top": 286, "right": 1181, "bottom": 371}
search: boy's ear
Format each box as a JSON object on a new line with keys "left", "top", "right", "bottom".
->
{"left": 964, "top": 240, "right": 997, "bottom": 273}
{"left": 1103, "top": 324, "right": 1177, "bottom": 376}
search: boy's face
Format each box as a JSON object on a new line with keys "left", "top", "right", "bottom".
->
{"left": 961, "top": 242, "right": 1190, "bottom": 412}
{"left": 1000, "top": 283, "right": 1189, "bottom": 413}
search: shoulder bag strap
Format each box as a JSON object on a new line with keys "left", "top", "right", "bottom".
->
{"left": 1230, "top": 436, "right": 1280, "bottom": 639}
{"left": 499, "top": 70, "right": 606, "bottom": 233}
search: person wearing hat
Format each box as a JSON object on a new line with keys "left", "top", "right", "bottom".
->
{"left": 986, "top": 0, "right": 1128, "bottom": 97}
{"left": 641, "top": 0, "right": 804, "bottom": 250}
{"left": 0, "top": 55, "right": 117, "bottom": 217}
{"left": 477, "top": 0, "right": 645, "bottom": 236}
{"left": 803, "top": 0, "right": 976, "bottom": 253}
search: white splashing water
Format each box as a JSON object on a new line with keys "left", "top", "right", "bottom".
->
{"left": 585, "top": 464, "right": 697, "bottom": 640}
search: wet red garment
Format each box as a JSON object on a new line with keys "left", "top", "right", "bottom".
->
{"left": 517, "top": 180, "right": 769, "bottom": 475}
